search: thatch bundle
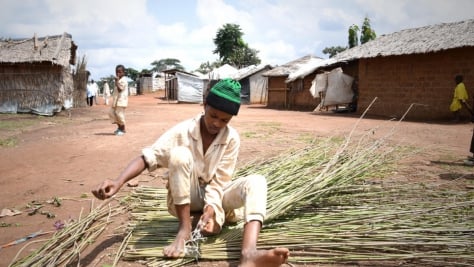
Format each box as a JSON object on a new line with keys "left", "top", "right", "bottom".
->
{"left": 119, "top": 110, "right": 472, "bottom": 266}
{"left": 72, "top": 55, "right": 88, "bottom": 108}
{"left": 123, "top": 183, "right": 473, "bottom": 267}
{"left": 9, "top": 199, "right": 127, "bottom": 267}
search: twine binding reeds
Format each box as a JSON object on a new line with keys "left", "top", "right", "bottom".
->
{"left": 184, "top": 225, "right": 206, "bottom": 259}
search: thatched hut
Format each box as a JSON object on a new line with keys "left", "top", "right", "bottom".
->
{"left": 288, "top": 19, "right": 474, "bottom": 121}
{"left": 0, "top": 32, "right": 77, "bottom": 115}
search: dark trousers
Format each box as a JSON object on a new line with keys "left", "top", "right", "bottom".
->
{"left": 87, "top": 96, "right": 94, "bottom": 106}
{"left": 470, "top": 129, "right": 474, "bottom": 154}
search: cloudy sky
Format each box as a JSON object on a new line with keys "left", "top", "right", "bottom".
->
{"left": 1, "top": 0, "right": 473, "bottom": 80}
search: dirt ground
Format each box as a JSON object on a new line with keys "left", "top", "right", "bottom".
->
{"left": 0, "top": 91, "right": 473, "bottom": 267}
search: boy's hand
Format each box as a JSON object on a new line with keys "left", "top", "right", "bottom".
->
{"left": 198, "top": 205, "right": 221, "bottom": 235}
{"left": 92, "top": 179, "right": 121, "bottom": 200}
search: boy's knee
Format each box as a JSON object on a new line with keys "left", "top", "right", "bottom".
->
{"left": 244, "top": 174, "right": 267, "bottom": 191}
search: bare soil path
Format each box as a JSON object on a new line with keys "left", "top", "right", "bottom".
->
{"left": 0, "top": 91, "right": 473, "bottom": 267}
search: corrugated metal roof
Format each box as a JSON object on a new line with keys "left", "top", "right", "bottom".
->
{"left": 262, "top": 55, "right": 322, "bottom": 77}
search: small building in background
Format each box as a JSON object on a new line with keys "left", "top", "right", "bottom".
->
{"left": 263, "top": 55, "right": 322, "bottom": 110}
{"left": 162, "top": 69, "right": 204, "bottom": 103}
{"left": 234, "top": 64, "right": 273, "bottom": 105}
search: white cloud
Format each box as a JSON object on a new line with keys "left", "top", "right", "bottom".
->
{"left": 1, "top": 0, "right": 473, "bottom": 80}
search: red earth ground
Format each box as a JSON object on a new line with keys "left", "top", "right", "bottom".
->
{"left": 0, "top": 91, "right": 473, "bottom": 267}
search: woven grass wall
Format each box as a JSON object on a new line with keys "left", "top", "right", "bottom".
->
{"left": 0, "top": 63, "right": 74, "bottom": 115}
{"left": 72, "top": 70, "right": 87, "bottom": 108}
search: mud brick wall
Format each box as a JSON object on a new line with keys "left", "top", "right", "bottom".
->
{"left": 357, "top": 47, "right": 474, "bottom": 121}
{"left": 267, "top": 76, "right": 288, "bottom": 109}
{"left": 267, "top": 75, "right": 320, "bottom": 111}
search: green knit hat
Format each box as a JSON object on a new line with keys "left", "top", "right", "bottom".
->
{"left": 206, "top": 79, "right": 241, "bottom": 115}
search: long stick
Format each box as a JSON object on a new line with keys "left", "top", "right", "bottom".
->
{"left": 0, "top": 231, "right": 52, "bottom": 250}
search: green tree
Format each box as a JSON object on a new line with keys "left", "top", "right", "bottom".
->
{"left": 213, "top": 23, "right": 244, "bottom": 64}
{"left": 348, "top": 24, "right": 359, "bottom": 48}
{"left": 125, "top": 67, "right": 139, "bottom": 81}
{"left": 195, "top": 60, "right": 222, "bottom": 74}
{"left": 213, "top": 23, "right": 260, "bottom": 68}
{"left": 233, "top": 45, "right": 261, "bottom": 68}
{"left": 140, "top": 68, "right": 151, "bottom": 74}
{"left": 348, "top": 16, "right": 377, "bottom": 48}
{"left": 322, "top": 46, "right": 347, "bottom": 58}
{"left": 151, "top": 58, "right": 185, "bottom": 72}
{"left": 360, "top": 17, "right": 377, "bottom": 44}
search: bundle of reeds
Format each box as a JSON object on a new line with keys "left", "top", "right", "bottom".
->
{"left": 9, "top": 198, "right": 126, "bottom": 267}
{"left": 123, "top": 179, "right": 473, "bottom": 267}
{"left": 120, "top": 111, "right": 472, "bottom": 266}
{"left": 120, "top": 128, "right": 400, "bottom": 266}
{"left": 72, "top": 55, "right": 88, "bottom": 108}
{"left": 192, "top": 183, "right": 473, "bottom": 266}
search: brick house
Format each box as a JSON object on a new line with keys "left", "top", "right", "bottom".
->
{"left": 285, "top": 19, "right": 474, "bottom": 121}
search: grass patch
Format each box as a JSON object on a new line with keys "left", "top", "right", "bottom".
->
{"left": 296, "top": 132, "right": 316, "bottom": 143}
{"left": 242, "top": 131, "right": 257, "bottom": 138}
{"left": 256, "top": 121, "right": 281, "bottom": 129}
{"left": 0, "top": 116, "right": 38, "bottom": 131}
{"left": 0, "top": 136, "right": 18, "bottom": 147}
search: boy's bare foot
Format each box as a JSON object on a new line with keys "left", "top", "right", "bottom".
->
{"left": 163, "top": 226, "right": 191, "bottom": 258}
{"left": 240, "top": 247, "right": 290, "bottom": 267}
{"left": 126, "top": 180, "right": 139, "bottom": 187}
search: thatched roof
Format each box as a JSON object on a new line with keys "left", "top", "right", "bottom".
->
{"left": 262, "top": 55, "right": 322, "bottom": 77}
{"left": 0, "top": 32, "right": 76, "bottom": 67}
{"left": 333, "top": 19, "right": 474, "bottom": 62}
{"left": 285, "top": 57, "right": 329, "bottom": 83}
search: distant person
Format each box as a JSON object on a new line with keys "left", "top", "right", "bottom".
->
{"left": 464, "top": 96, "right": 474, "bottom": 166}
{"left": 103, "top": 82, "right": 111, "bottom": 105}
{"left": 465, "top": 129, "right": 474, "bottom": 166}
{"left": 349, "top": 75, "right": 359, "bottom": 112}
{"left": 136, "top": 79, "right": 141, "bottom": 95}
{"left": 109, "top": 65, "right": 128, "bottom": 136}
{"left": 449, "top": 75, "right": 469, "bottom": 122}
{"left": 92, "top": 78, "right": 290, "bottom": 266}
{"left": 86, "top": 80, "right": 95, "bottom": 106}
{"left": 91, "top": 80, "right": 99, "bottom": 105}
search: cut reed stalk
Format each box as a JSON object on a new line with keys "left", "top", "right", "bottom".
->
{"left": 10, "top": 198, "right": 126, "bottom": 267}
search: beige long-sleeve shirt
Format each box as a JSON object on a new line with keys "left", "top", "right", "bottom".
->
{"left": 103, "top": 83, "right": 111, "bottom": 97}
{"left": 112, "top": 76, "right": 128, "bottom": 107}
{"left": 142, "top": 113, "right": 240, "bottom": 218}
